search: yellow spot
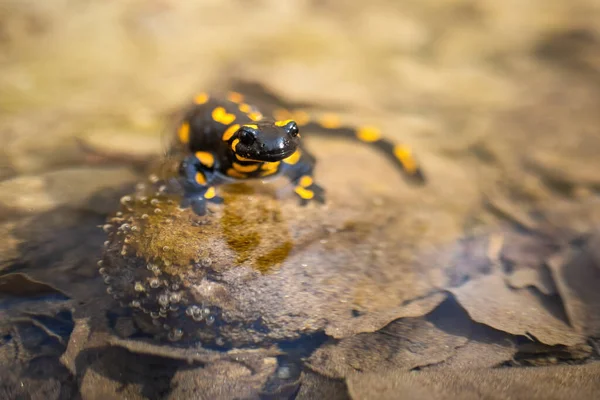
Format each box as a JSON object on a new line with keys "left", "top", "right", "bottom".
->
{"left": 260, "top": 161, "right": 281, "bottom": 177}
{"left": 356, "top": 126, "right": 381, "bottom": 142}
{"left": 319, "top": 113, "right": 341, "bottom": 129}
{"left": 178, "top": 122, "right": 190, "bottom": 144}
{"left": 222, "top": 124, "right": 240, "bottom": 141}
{"left": 239, "top": 103, "right": 251, "bottom": 113}
{"left": 292, "top": 111, "right": 310, "bottom": 126}
{"left": 261, "top": 169, "right": 278, "bottom": 177}
{"left": 261, "top": 161, "right": 280, "bottom": 170}
{"left": 295, "top": 186, "right": 314, "bottom": 200}
{"left": 233, "top": 162, "right": 259, "bottom": 172}
{"left": 236, "top": 154, "right": 260, "bottom": 162}
{"left": 212, "top": 107, "right": 236, "bottom": 125}
{"left": 283, "top": 150, "right": 301, "bottom": 165}
{"left": 195, "top": 151, "right": 214, "bottom": 168}
{"left": 275, "top": 119, "right": 294, "bottom": 127}
{"left": 243, "top": 124, "right": 258, "bottom": 130}
{"left": 227, "top": 168, "right": 246, "bottom": 179}
{"left": 227, "top": 92, "right": 244, "bottom": 103}
{"left": 195, "top": 172, "right": 206, "bottom": 185}
{"left": 393, "top": 145, "right": 418, "bottom": 174}
{"left": 194, "top": 93, "right": 209, "bottom": 104}
{"left": 231, "top": 138, "right": 240, "bottom": 151}
{"left": 273, "top": 108, "right": 292, "bottom": 121}
{"left": 248, "top": 112, "right": 263, "bottom": 121}
{"left": 299, "top": 175, "right": 313, "bottom": 187}
{"left": 204, "top": 187, "right": 217, "bottom": 199}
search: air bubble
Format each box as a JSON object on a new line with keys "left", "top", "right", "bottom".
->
{"left": 169, "top": 293, "right": 181, "bottom": 303}
{"left": 206, "top": 315, "right": 215, "bottom": 325}
{"left": 120, "top": 195, "right": 132, "bottom": 205}
{"left": 106, "top": 287, "right": 114, "bottom": 295}
{"left": 99, "top": 268, "right": 106, "bottom": 275}
{"left": 158, "top": 294, "right": 169, "bottom": 307}
{"left": 103, "top": 240, "right": 110, "bottom": 247}
{"left": 154, "top": 208, "right": 162, "bottom": 214}
{"left": 193, "top": 313, "right": 203, "bottom": 322}
{"left": 134, "top": 282, "right": 145, "bottom": 292}
{"left": 141, "top": 214, "right": 149, "bottom": 219}
{"left": 150, "top": 311, "right": 159, "bottom": 319}
{"left": 150, "top": 199, "right": 160, "bottom": 206}
{"left": 186, "top": 305, "right": 204, "bottom": 321}
{"left": 185, "top": 306, "right": 197, "bottom": 316}
{"left": 103, "top": 276, "right": 112, "bottom": 284}
{"left": 149, "top": 278, "right": 160, "bottom": 288}
{"left": 131, "top": 300, "right": 141, "bottom": 308}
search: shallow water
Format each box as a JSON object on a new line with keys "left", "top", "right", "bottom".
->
{"left": 1, "top": 1, "right": 600, "bottom": 399}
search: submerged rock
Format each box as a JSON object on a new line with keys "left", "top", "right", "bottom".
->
{"left": 100, "top": 176, "right": 311, "bottom": 346}
{"left": 97, "top": 117, "right": 478, "bottom": 348}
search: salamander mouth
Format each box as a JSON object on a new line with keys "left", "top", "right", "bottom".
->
{"left": 240, "top": 148, "right": 296, "bottom": 162}
{"left": 262, "top": 148, "right": 296, "bottom": 161}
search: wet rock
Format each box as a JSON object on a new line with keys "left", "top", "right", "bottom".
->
{"left": 449, "top": 274, "right": 584, "bottom": 346}
{"left": 306, "top": 318, "right": 469, "bottom": 379}
{"left": 167, "top": 359, "right": 277, "bottom": 400}
{"left": 296, "top": 371, "right": 350, "bottom": 400}
{"left": 547, "top": 230, "right": 600, "bottom": 337}
{"left": 505, "top": 268, "right": 557, "bottom": 296}
{"left": 99, "top": 136, "right": 476, "bottom": 347}
{"left": 513, "top": 341, "right": 592, "bottom": 367}
{"left": 420, "top": 298, "right": 517, "bottom": 370}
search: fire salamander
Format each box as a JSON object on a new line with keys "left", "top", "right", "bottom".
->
{"left": 173, "top": 91, "right": 425, "bottom": 216}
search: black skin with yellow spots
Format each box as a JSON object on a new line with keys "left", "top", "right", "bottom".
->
{"left": 174, "top": 92, "right": 424, "bottom": 216}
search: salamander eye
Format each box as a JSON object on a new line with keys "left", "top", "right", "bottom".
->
{"left": 239, "top": 129, "right": 256, "bottom": 145}
{"left": 286, "top": 121, "right": 299, "bottom": 137}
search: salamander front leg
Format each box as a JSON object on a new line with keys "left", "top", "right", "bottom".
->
{"left": 178, "top": 155, "right": 223, "bottom": 216}
{"left": 280, "top": 149, "right": 326, "bottom": 206}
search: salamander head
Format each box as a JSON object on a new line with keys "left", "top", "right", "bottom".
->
{"left": 230, "top": 120, "right": 300, "bottom": 162}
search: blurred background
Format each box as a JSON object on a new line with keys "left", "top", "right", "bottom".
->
{"left": 2, "top": 0, "right": 600, "bottom": 201}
